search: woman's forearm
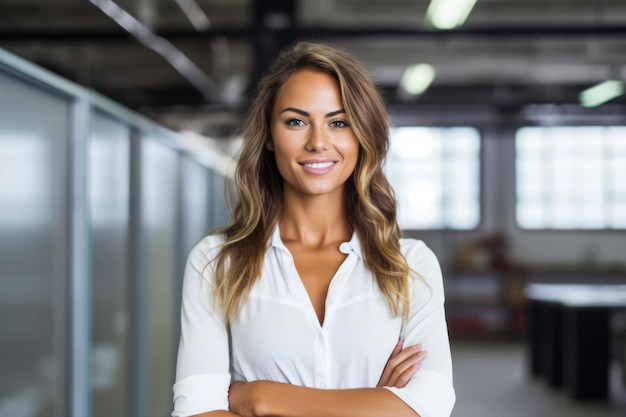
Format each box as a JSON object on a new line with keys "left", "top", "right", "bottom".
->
{"left": 229, "top": 381, "right": 418, "bottom": 417}
{"left": 269, "top": 384, "right": 419, "bottom": 417}
{"left": 189, "top": 411, "right": 241, "bottom": 417}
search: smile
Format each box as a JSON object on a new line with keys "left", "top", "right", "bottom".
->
{"left": 299, "top": 160, "right": 337, "bottom": 175}
{"left": 303, "top": 161, "right": 334, "bottom": 169}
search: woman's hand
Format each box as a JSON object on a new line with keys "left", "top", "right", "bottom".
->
{"left": 229, "top": 380, "right": 276, "bottom": 417}
{"left": 377, "top": 340, "right": 426, "bottom": 388}
{"left": 229, "top": 381, "right": 256, "bottom": 417}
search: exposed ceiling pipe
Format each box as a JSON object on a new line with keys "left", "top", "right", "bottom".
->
{"left": 88, "top": 0, "right": 218, "bottom": 102}
{"left": 174, "top": 0, "right": 211, "bottom": 31}
{"left": 137, "top": 0, "right": 157, "bottom": 29}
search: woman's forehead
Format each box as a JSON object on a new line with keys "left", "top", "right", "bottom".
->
{"left": 272, "top": 69, "right": 344, "bottom": 114}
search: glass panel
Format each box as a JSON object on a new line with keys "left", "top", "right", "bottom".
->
{"left": 0, "top": 72, "right": 69, "bottom": 417}
{"left": 516, "top": 160, "right": 545, "bottom": 196}
{"left": 608, "top": 127, "right": 626, "bottom": 156}
{"left": 142, "top": 138, "right": 179, "bottom": 417}
{"left": 609, "top": 157, "right": 626, "bottom": 192}
{"left": 577, "top": 204, "right": 605, "bottom": 229}
{"left": 89, "top": 112, "right": 131, "bottom": 417}
{"left": 211, "top": 170, "right": 230, "bottom": 229}
{"left": 515, "top": 126, "right": 624, "bottom": 229}
{"left": 182, "top": 158, "right": 211, "bottom": 255}
{"left": 387, "top": 127, "right": 480, "bottom": 229}
{"left": 550, "top": 156, "right": 575, "bottom": 195}
{"left": 445, "top": 197, "right": 479, "bottom": 229}
{"left": 515, "top": 127, "right": 544, "bottom": 159}
{"left": 398, "top": 181, "right": 442, "bottom": 229}
{"left": 517, "top": 199, "right": 545, "bottom": 229}
{"left": 609, "top": 200, "right": 626, "bottom": 228}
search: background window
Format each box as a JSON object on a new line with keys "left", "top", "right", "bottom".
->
{"left": 386, "top": 127, "right": 481, "bottom": 230}
{"left": 516, "top": 126, "right": 626, "bottom": 229}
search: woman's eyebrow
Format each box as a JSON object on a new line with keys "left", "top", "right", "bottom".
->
{"left": 326, "top": 109, "right": 346, "bottom": 117}
{"left": 280, "top": 107, "right": 346, "bottom": 118}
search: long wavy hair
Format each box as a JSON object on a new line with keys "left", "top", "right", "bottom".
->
{"left": 211, "top": 41, "right": 412, "bottom": 322}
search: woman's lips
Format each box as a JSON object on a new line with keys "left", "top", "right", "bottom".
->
{"left": 299, "top": 160, "right": 337, "bottom": 175}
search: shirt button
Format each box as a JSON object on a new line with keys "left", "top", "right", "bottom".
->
{"left": 339, "top": 242, "right": 350, "bottom": 254}
{"left": 320, "top": 382, "right": 327, "bottom": 388}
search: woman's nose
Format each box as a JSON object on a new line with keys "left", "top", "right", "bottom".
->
{"left": 305, "top": 126, "right": 329, "bottom": 152}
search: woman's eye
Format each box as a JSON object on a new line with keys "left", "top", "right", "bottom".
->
{"left": 330, "top": 120, "right": 349, "bottom": 128}
{"left": 286, "top": 119, "right": 305, "bottom": 127}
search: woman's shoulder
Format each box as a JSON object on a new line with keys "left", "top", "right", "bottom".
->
{"left": 186, "top": 233, "right": 225, "bottom": 268}
{"left": 399, "top": 238, "right": 443, "bottom": 285}
{"left": 399, "top": 238, "right": 438, "bottom": 265}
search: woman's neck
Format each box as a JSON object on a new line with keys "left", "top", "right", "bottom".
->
{"left": 279, "top": 190, "right": 352, "bottom": 248}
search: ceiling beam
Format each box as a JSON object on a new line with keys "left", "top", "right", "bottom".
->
{"left": 2, "top": 25, "right": 626, "bottom": 42}
{"left": 252, "top": 0, "right": 298, "bottom": 79}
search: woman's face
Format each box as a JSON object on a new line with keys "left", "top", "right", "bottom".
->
{"left": 269, "top": 69, "right": 359, "bottom": 200}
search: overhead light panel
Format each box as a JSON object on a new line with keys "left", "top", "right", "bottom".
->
{"left": 579, "top": 80, "right": 625, "bottom": 108}
{"left": 426, "top": 0, "right": 478, "bottom": 30}
{"left": 400, "top": 63, "right": 436, "bottom": 95}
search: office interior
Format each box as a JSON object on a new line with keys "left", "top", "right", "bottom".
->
{"left": 0, "top": 1, "right": 625, "bottom": 416}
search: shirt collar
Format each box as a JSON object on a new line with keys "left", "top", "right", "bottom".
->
{"left": 340, "top": 230, "right": 362, "bottom": 258}
{"left": 269, "top": 225, "right": 362, "bottom": 259}
{"left": 269, "top": 226, "right": 287, "bottom": 251}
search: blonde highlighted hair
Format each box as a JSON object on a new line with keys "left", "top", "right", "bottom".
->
{"left": 212, "top": 41, "right": 412, "bottom": 322}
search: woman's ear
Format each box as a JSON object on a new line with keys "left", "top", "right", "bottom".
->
{"left": 266, "top": 139, "right": 274, "bottom": 152}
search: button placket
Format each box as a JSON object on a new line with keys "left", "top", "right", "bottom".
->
{"left": 314, "top": 330, "right": 328, "bottom": 388}
{"left": 317, "top": 254, "right": 359, "bottom": 388}
{"left": 322, "top": 253, "right": 357, "bottom": 330}
{"left": 314, "top": 329, "right": 333, "bottom": 389}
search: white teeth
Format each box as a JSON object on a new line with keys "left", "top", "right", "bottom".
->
{"left": 304, "top": 162, "right": 333, "bottom": 169}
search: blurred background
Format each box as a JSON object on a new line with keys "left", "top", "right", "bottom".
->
{"left": 0, "top": 1, "right": 625, "bottom": 416}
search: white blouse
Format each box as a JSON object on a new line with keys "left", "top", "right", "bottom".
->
{"left": 172, "top": 228, "right": 455, "bottom": 417}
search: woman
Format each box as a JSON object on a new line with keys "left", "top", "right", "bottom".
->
{"left": 172, "top": 42, "right": 455, "bottom": 417}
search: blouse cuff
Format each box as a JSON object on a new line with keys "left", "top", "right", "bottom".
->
{"left": 172, "top": 373, "right": 231, "bottom": 417}
{"left": 383, "top": 368, "right": 456, "bottom": 417}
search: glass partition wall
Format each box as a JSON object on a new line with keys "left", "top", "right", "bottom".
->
{"left": 0, "top": 62, "right": 71, "bottom": 417}
{"left": 0, "top": 48, "right": 232, "bottom": 417}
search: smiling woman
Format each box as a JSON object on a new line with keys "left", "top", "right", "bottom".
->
{"left": 172, "top": 42, "right": 455, "bottom": 417}
{"left": 268, "top": 69, "right": 359, "bottom": 200}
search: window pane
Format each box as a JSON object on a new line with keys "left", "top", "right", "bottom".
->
{"left": 517, "top": 199, "right": 545, "bottom": 229}
{"left": 609, "top": 200, "right": 626, "bottom": 228}
{"left": 90, "top": 112, "right": 131, "bottom": 417}
{"left": 0, "top": 71, "right": 69, "bottom": 417}
{"left": 516, "top": 126, "right": 625, "bottom": 229}
{"left": 142, "top": 138, "right": 179, "bottom": 417}
{"left": 387, "top": 127, "right": 480, "bottom": 230}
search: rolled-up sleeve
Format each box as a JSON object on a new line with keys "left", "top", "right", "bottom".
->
{"left": 384, "top": 240, "right": 456, "bottom": 417}
{"left": 172, "top": 236, "right": 231, "bottom": 417}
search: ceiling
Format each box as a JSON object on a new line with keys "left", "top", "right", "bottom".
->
{"left": 1, "top": 0, "right": 625, "bottom": 137}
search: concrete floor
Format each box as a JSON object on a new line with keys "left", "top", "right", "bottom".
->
{"left": 449, "top": 338, "right": 626, "bottom": 417}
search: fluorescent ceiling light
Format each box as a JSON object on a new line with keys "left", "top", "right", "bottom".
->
{"left": 400, "top": 64, "right": 436, "bottom": 95}
{"left": 426, "top": 0, "right": 478, "bottom": 30}
{"left": 579, "top": 80, "right": 625, "bottom": 108}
